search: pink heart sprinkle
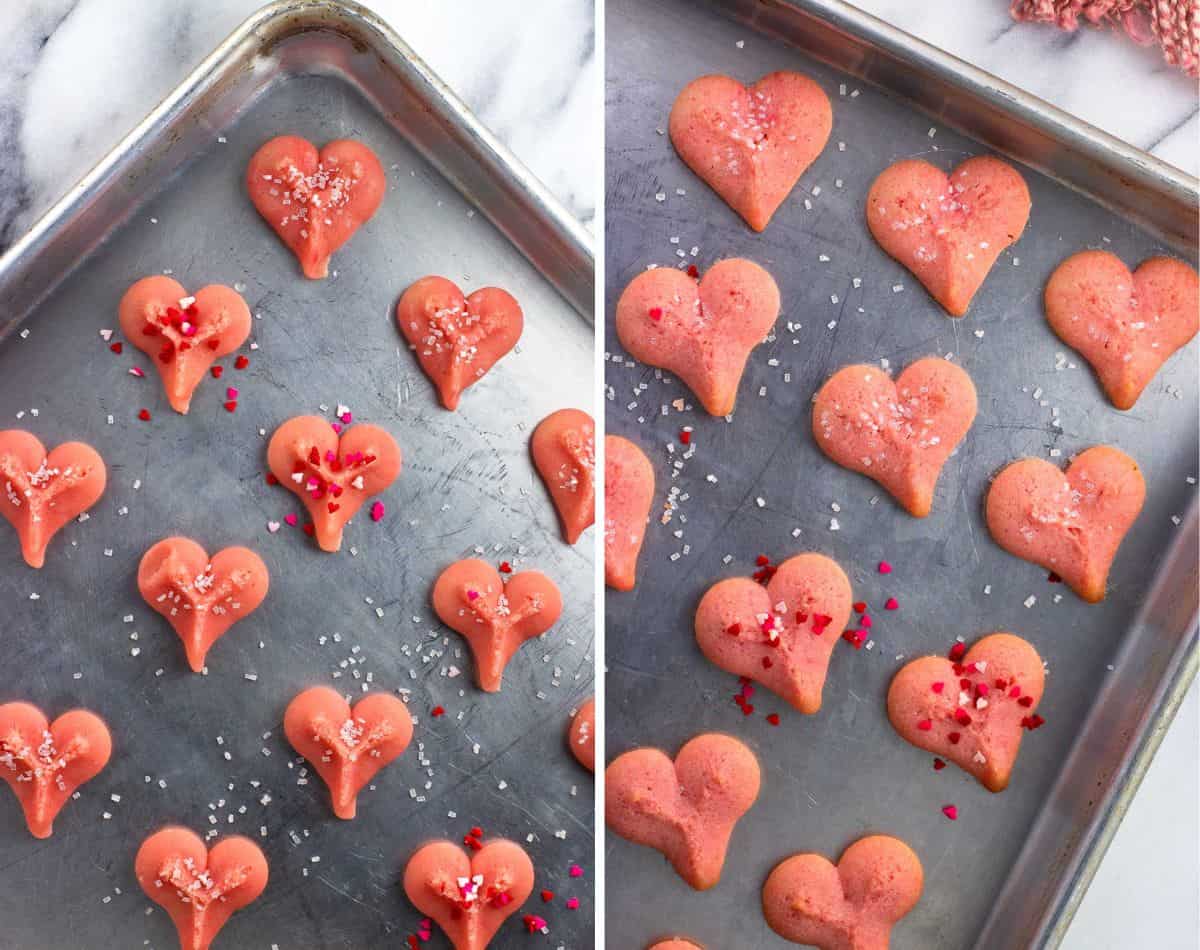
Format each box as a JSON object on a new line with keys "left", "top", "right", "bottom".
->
{"left": 331, "top": 422, "right": 343, "bottom": 434}
{"left": 267, "top": 521, "right": 281, "bottom": 533}
{"left": 569, "top": 864, "right": 583, "bottom": 878}
{"left": 885, "top": 597, "right": 899, "bottom": 610}
{"left": 467, "top": 590, "right": 479, "bottom": 601}
{"left": 226, "top": 386, "right": 239, "bottom": 400}
{"left": 879, "top": 560, "right": 893, "bottom": 574}
{"left": 566, "top": 897, "right": 579, "bottom": 910}
{"left": 340, "top": 411, "right": 353, "bottom": 423}
{"left": 284, "top": 513, "right": 298, "bottom": 526}
{"left": 370, "top": 500, "right": 385, "bottom": 522}
{"left": 942, "top": 804, "right": 958, "bottom": 821}
{"left": 128, "top": 366, "right": 145, "bottom": 377}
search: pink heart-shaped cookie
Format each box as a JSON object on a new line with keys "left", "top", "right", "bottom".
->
{"left": 0, "top": 430, "right": 106, "bottom": 568}
{"left": 118, "top": 276, "right": 251, "bottom": 414}
{"left": 136, "top": 827, "right": 268, "bottom": 950}
{"left": 887, "top": 633, "right": 1045, "bottom": 791}
{"left": 985, "top": 446, "right": 1145, "bottom": 603}
{"left": 403, "top": 839, "right": 534, "bottom": 950}
{"left": 567, "top": 696, "right": 595, "bottom": 772}
{"left": 138, "top": 537, "right": 269, "bottom": 672}
{"left": 397, "top": 276, "right": 524, "bottom": 410}
{"left": 284, "top": 686, "right": 413, "bottom": 819}
{"left": 0, "top": 702, "right": 111, "bottom": 838}
{"left": 695, "top": 553, "right": 852, "bottom": 714}
{"left": 669, "top": 71, "right": 832, "bottom": 231}
{"left": 267, "top": 415, "right": 402, "bottom": 552}
{"left": 812, "top": 357, "right": 977, "bottom": 517}
{"left": 649, "top": 941, "right": 703, "bottom": 950}
{"left": 246, "top": 135, "right": 385, "bottom": 279}
{"left": 615, "top": 259, "right": 781, "bottom": 416}
{"left": 1045, "top": 251, "right": 1199, "bottom": 410}
{"left": 605, "top": 733, "right": 760, "bottom": 890}
{"left": 762, "top": 835, "right": 924, "bottom": 950}
{"left": 605, "top": 434, "right": 655, "bottom": 591}
{"left": 867, "top": 156, "right": 1031, "bottom": 316}
{"left": 432, "top": 559, "right": 563, "bottom": 692}
{"left": 531, "top": 408, "right": 595, "bottom": 544}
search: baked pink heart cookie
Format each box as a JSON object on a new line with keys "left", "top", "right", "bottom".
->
{"left": 0, "top": 430, "right": 106, "bottom": 568}
{"left": 615, "top": 260, "right": 781, "bottom": 416}
{"left": 867, "top": 156, "right": 1031, "bottom": 316}
{"left": 403, "top": 839, "right": 534, "bottom": 950}
{"left": 138, "top": 537, "right": 269, "bottom": 672}
{"left": 118, "top": 276, "right": 252, "bottom": 414}
{"left": 695, "top": 553, "right": 852, "bottom": 714}
{"left": 284, "top": 686, "right": 413, "bottom": 819}
{"left": 531, "top": 408, "right": 595, "bottom": 544}
{"left": 568, "top": 696, "right": 595, "bottom": 772}
{"left": 605, "top": 733, "right": 760, "bottom": 890}
{"left": 397, "top": 276, "right": 524, "bottom": 410}
{"left": 432, "top": 559, "right": 563, "bottom": 692}
{"left": 1044, "top": 251, "right": 1199, "bottom": 410}
{"left": 812, "top": 357, "right": 977, "bottom": 517}
{"left": 762, "top": 835, "right": 923, "bottom": 949}
{"left": 0, "top": 702, "right": 111, "bottom": 839}
{"left": 135, "top": 828, "right": 268, "bottom": 950}
{"left": 605, "top": 435, "right": 655, "bottom": 591}
{"left": 887, "top": 633, "right": 1045, "bottom": 792}
{"left": 246, "top": 135, "right": 385, "bottom": 279}
{"left": 649, "top": 940, "right": 704, "bottom": 950}
{"left": 267, "top": 415, "right": 402, "bottom": 552}
{"left": 986, "top": 446, "right": 1145, "bottom": 603}
{"left": 669, "top": 71, "right": 832, "bottom": 231}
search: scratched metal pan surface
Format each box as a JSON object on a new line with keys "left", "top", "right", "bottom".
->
{"left": 0, "top": 3, "right": 594, "bottom": 949}
{"left": 604, "top": 0, "right": 1198, "bottom": 948}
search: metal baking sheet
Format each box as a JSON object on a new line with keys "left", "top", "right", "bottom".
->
{"left": 0, "top": 3, "right": 594, "bottom": 948}
{"left": 603, "top": 1, "right": 1198, "bottom": 948}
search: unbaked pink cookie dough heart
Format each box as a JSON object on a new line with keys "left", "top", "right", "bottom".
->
{"left": 762, "top": 835, "right": 924, "bottom": 950}
{"left": 432, "top": 559, "right": 563, "bottom": 692}
{"left": 403, "top": 839, "right": 534, "bottom": 950}
{"left": 531, "top": 408, "right": 595, "bottom": 545}
{"left": 1045, "top": 251, "right": 1199, "bottom": 410}
{"left": 615, "top": 259, "right": 780, "bottom": 416}
{"left": 605, "top": 733, "right": 760, "bottom": 890}
{"left": 812, "top": 357, "right": 977, "bottom": 517}
{"left": 669, "top": 71, "right": 833, "bottom": 231}
{"left": 695, "top": 553, "right": 852, "bottom": 714}
{"left": 887, "top": 633, "right": 1045, "bottom": 792}
{"left": 605, "top": 435, "right": 655, "bottom": 591}
{"left": 985, "top": 446, "right": 1145, "bottom": 603}
{"left": 867, "top": 156, "right": 1031, "bottom": 316}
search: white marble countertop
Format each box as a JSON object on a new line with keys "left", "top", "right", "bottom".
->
{"left": 0, "top": 2, "right": 1195, "bottom": 948}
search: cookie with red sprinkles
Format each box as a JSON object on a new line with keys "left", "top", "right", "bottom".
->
{"left": 605, "top": 733, "right": 759, "bottom": 890}
{"left": 762, "top": 835, "right": 923, "bottom": 948}
{"left": 266, "top": 415, "right": 402, "bottom": 552}
{"left": 118, "top": 276, "right": 251, "bottom": 414}
{"left": 695, "top": 552, "right": 853, "bottom": 714}
{"left": 887, "top": 632, "right": 1045, "bottom": 792}
{"left": 402, "top": 838, "right": 534, "bottom": 950}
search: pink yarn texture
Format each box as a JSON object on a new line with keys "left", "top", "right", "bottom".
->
{"left": 1010, "top": 0, "right": 1199, "bottom": 75}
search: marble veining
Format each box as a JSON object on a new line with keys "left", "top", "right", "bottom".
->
{"left": 0, "top": 0, "right": 597, "bottom": 251}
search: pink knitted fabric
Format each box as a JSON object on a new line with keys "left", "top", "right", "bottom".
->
{"left": 1011, "top": 0, "right": 1199, "bottom": 75}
